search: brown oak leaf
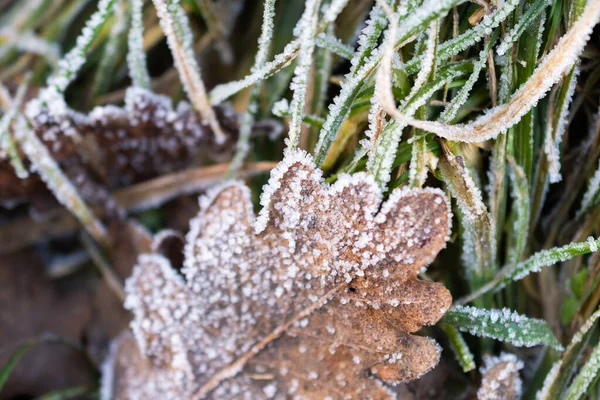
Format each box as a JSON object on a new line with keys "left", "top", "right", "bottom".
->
{"left": 101, "top": 149, "right": 453, "bottom": 399}
{"left": 477, "top": 353, "right": 523, "bottom": 400}
{"left": 0, "top": 88, "right": 239, "bottom": 210}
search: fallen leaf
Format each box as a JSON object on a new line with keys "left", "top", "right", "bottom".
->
{"left": 102, "top": 149, "right": 452, "bottom": 399}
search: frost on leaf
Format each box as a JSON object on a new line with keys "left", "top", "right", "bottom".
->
{"left": 477, "top": 353, "right": 523, "bottom": 400}
{"left": 0, "top": 88, "right": 238, "bottom": 208}
{"left": 102, "top": 149, "right": 452, "bottom": 399}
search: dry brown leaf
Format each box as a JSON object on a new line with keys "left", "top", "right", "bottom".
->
{"left": 0, "top": 88, "right": 239, "bottom": 209}
{"left": 477, "top": 353, "right": 523, "bottom": 400}
{"left": 102, "top": 149, "right": 452, "bottom": 399}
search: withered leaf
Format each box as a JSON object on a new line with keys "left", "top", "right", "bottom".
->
{"left": 477, "top": 353, "right": 523, "bottom": 400}
{"left": 0, "top": 88, "right": 239, "bottom": 209}
{"left": 102, "top": 149, "right": 453, "bottom": 399}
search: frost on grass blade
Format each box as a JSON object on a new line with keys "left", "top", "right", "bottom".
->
{"left": 477, "top": 353, "right": 524, "bottom": 400}
{"left": 314, "top": 1, "right": 389, "bottom": 165}
{"left": 286, "top": 0, "right": 321, "bottom": 150}
{"left": 496, "top": 0, "right": 549, "bottom": 57}
{"left": 0, "top": 28, "right": 60, "bottom": 66}
{"left": 152, "top": 0, "right": 226, "bottom": 143}
{"left": 438, "top": 148, "right": 496, "bottom": 287}
{"left": 105, "top": 149, "right": 453, "bottom": 398}
{"left": 497, "top": 237, "right": 600, "bottom": 291}
{"left": 315, "top": 0, "right": 462, "bottom": 166}
{"left": 315, "top": 32, "right": 354, "bottom": 59}
{"left": 368, "top": 62, "right": 471, "bottom": 187}
{"left": 544, "top": 67, "right": 579, "bottom": 183}
{"left": 228, "top": 0, "right": 277, "bottom": 176}
{"left": 537, "top": 307, "right": 600, "bottom": 400}
{"left": 208, "top": 0, "right": 350, "bottom": 105}
{"left": 386, "top": 0, "right": 600, "bottom": 143}
{"left": 507, "top": 161, "right": 529, "bottom": 267}
{"left": 563, "top": 342, "right": 600, "bottom": 400}
{"left": 404, "top": 0, "right": 520, "bottom": 75}
{"left": 93, "top": 2, "right": 129, "bottom": 97}
{"left": 0, "top": 82, "right": 29, "bottom": 179}
{"left": 443, "top": 306, "right": 563, "bottom": 350}
{"left": 48, "top": 0, "right": 117, "bottom": 93}
{"left": 439, "top": 34, "right": 497, "bottom": 123}
{"left": 127, "top": 0, "right": 151, "bottom": 89}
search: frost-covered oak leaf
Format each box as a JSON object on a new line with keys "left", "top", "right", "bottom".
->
{"left": 477, "top": 353, "right": 523, "bottom": 400}
{"left": 102, "top": 149, "right": 452, "bottom": 399}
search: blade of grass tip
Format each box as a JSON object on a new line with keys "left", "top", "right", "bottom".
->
{"left": 443, "top": 305, "right": 564, "bottom": 350}
{"left": 128, "top": 0, "right": 151, "bottom": 89}
{"left": 537, "top": 307, "right": 600, "bottom": 400}
{"left": 513, "top": 0, "right": 546, "bottom": 181}
{"left": 227, "top": 0, "right": 277, "bottom": 177}
{"left": 272, "top": 99, "right": 326, "bottom": 126}
{"left": 286, "top": 0, "right": 322, "bottom": 150}
{"left": 458, "top": 237, "right": 600, "bottom": 305}
{"left": 382, "top": 0, "right": 600, "bottom": 143}
{"left": 92, "top": 0, "right": 130, "bottom": 99}
{"left": 152, "top": 0, "right": 226, "bottom": 143}
{"left": 0, "top": 82, "right": 29, "bottom": 178}
{"left": 0, "top": 340, "right": 36, "bottom": 391}
{"left": 13, "top": 114, "right": 110, "bottom": 249}
{"left": 36, "top": 385, "right": 91, "bottom": 400}
{"left": 441, "top": 323, "right": 476, "bottom": 372}
{"left": 208, "top": 0, "right": 350, "bottom": 105}
{"left": 315, "top": 0, "right": 463, "bottom": 167}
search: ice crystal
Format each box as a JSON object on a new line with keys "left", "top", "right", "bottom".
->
{"left": 477, "top": 353, "right": 524, "bottom": 400}
{"left": 103, "top": 149, "right": 453, "bottom": 399}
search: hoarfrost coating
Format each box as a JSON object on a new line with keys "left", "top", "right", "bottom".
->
{"left": 103, "top": 149, "right": 454, "bottom": 399}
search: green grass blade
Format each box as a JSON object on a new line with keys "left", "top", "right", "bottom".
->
{"left": 441, "top": 323, "right": 476, "bottom": 372}
{"left": 444, "top": 305, "right": 563, "bottom": 350}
